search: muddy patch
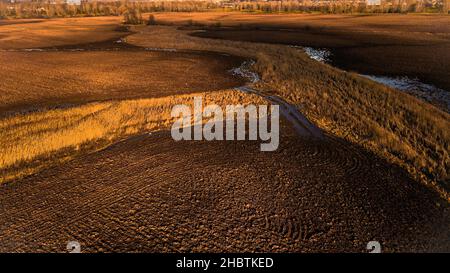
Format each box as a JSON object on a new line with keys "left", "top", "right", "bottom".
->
{"left": 229, "top": 60, "right": 260, "bottom": 84}
{"left": 301, "top": 47, "right": 332, "bottom": 63}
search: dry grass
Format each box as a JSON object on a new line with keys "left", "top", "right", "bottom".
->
{"left": 0, "top": 90, "right": 265, "bottom": 183}
{"left": 127, "top": 23, "right": 449, "bottom": 200}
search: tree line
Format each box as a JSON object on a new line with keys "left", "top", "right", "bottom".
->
{"left": 0, "top": 1, "right": 220, "bottom": 19}
{"left": 233, "top": 1, "right": 449, "bottom": 14}
{"left": 0, "top": 0, "right": 448, "bottom": 19}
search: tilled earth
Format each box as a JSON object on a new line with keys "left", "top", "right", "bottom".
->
{"left": 1, "top": 127, "right": 448, "bottom": 253}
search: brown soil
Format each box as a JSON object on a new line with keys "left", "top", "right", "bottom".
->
{"left": 0, "top": 128, "right": 448, "bottom": 253}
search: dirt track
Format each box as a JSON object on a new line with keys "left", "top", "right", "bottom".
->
{"left": 236, "top": 86, "right": 323, "bottom": 138}
{"left": 0, "top": 128, "right": 448, "bottom": 252}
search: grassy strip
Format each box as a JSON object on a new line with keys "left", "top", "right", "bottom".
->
{"left": 0, "top": 90, "right": 264, "bottom": 183}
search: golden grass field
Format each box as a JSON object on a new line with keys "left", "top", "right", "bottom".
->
{"left": 0, "top": 13, "right": 449, "bottom": 252}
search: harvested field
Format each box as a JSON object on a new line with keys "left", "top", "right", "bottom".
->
{"left": 0, "top": 19, "right": 44, "bottom": 26}
{"left": 0, "top": 19, "right": 245, "bottom": 114}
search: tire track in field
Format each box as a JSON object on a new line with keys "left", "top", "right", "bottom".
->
{"left": 236, "top": 86, "right": 323, "bottom": 139}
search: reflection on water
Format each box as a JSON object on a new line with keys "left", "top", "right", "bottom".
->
{"left": 301, "top": 46, "right": 449, "bottom": 113}
{"left": 229, "top": 60, "right": 260, "bottom": 84}
{"left": 303, "top": 47, "right": 332, "bottom": 63}
{"left": 361, "top": 75, "right": 450, "bottom": 112}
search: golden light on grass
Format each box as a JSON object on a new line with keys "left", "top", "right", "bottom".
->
{"left": 0, "top": 90, "right": 265, "bottom": 183}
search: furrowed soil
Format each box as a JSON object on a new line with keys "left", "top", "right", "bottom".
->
{"left": 1, "top": 128, "right": 448, "bottom": 252}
